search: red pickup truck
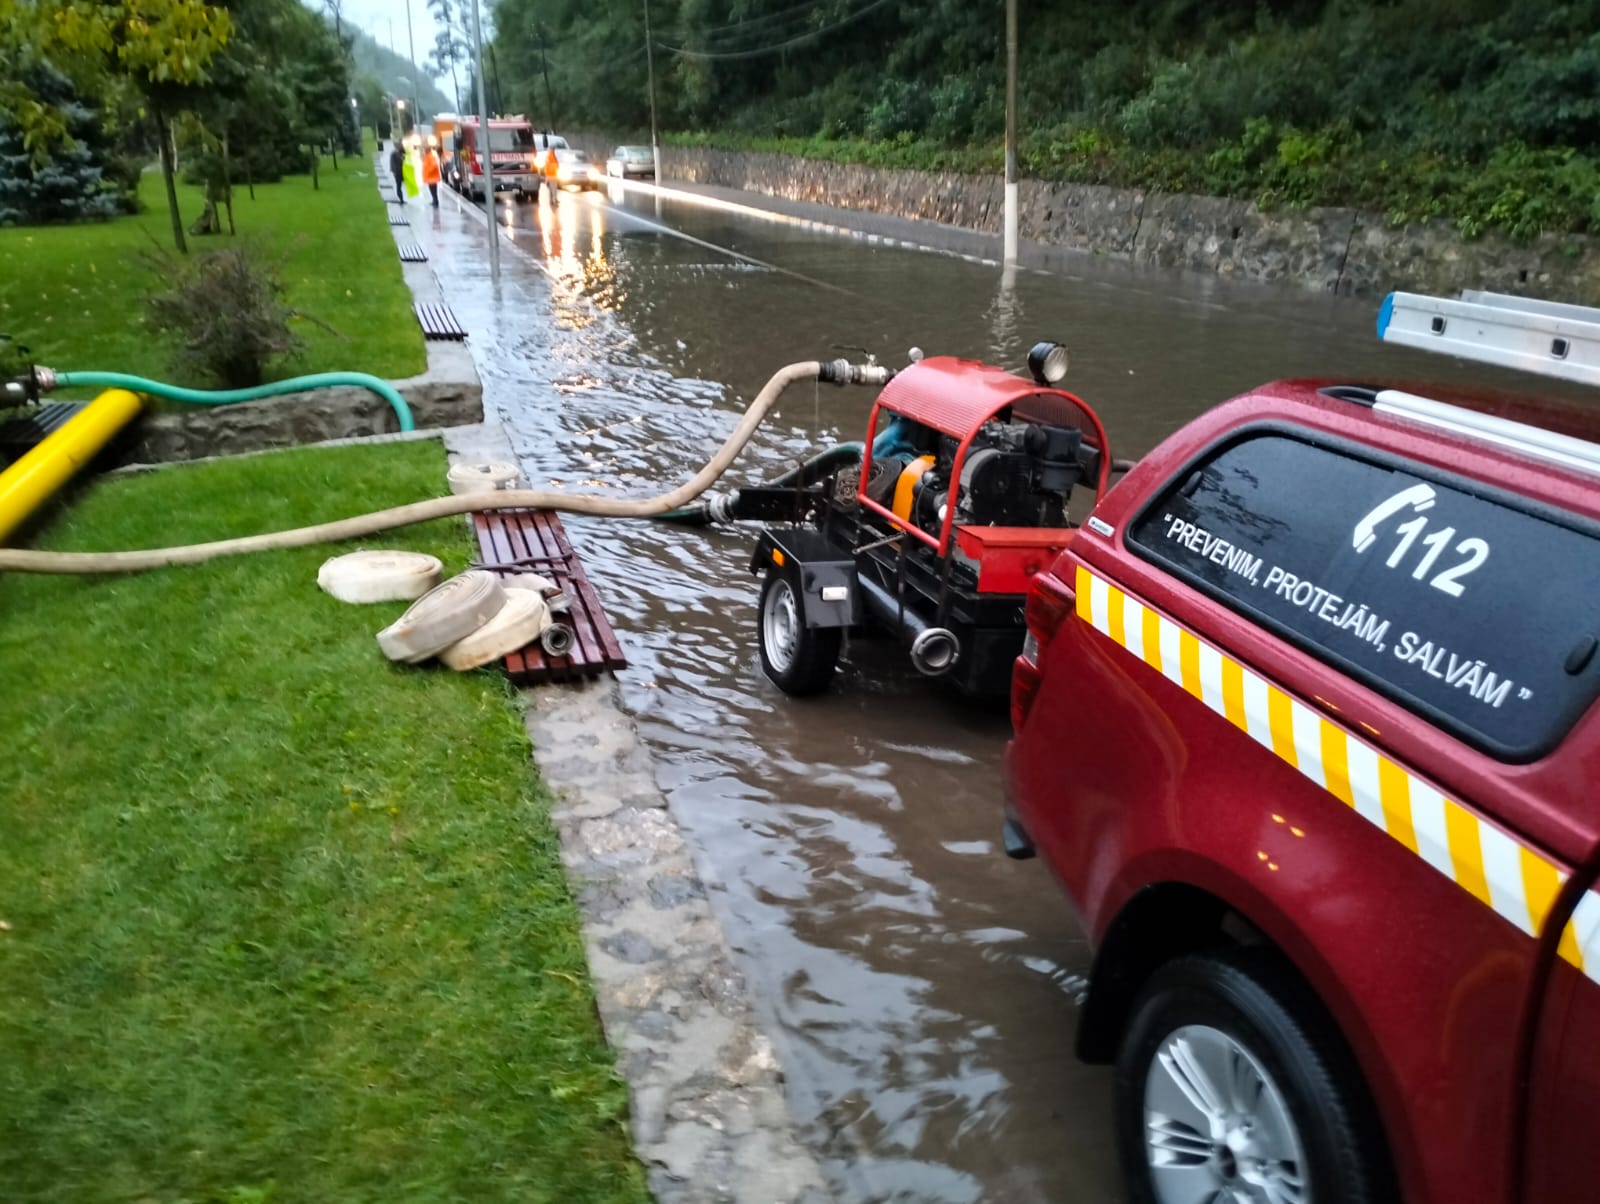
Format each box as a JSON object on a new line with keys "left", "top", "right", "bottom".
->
{"left": 1006, "top": 376, "right": 1600, "bottom": 1204}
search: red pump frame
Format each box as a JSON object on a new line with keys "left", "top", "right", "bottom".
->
{"left": 855, "top": 356, "right": 1113, "bottom": 555}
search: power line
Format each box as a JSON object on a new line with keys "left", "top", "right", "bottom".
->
{"left": 694, "top": 0, "right": 826, "bottom": 39}
{"left": 655, "top": 0, "right": 895, "bottom": 61}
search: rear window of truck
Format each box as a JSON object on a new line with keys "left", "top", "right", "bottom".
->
{"left": 1128, "top": 432, "right": 1600, "bottom": 760}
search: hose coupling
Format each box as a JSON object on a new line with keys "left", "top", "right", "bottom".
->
{"left": 909, "top": 627, "right": 961, "bottom": 677}
{"left": 817, "top": 359, "right": 893, "bottom": 387}
{"left": 706, "top": 490, "right": 740, "bottom": 524}
{"left": 32, "top": 366, "right": 58, "bottom": 393}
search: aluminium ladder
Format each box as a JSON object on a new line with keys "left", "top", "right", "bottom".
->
{"left": 1375, "top": 289, "right": 1600, "bottom": 478}
{"left": 1377, "top": 289, "right": 1600, "bottom": 388}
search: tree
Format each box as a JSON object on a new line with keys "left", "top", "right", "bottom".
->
{"left": 427, "top": 0, "right": 468, "bottom": 113}
{"left": 6, "top": 0, "right": 234, "bottom": 251}
{"left": 0, "top": 61, "right": 127, "bottom": 225}
{"left": 354, "top": 73, "right": 389, "bottom": 141}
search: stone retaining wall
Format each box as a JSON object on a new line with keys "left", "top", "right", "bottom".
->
{"left": 113, "top": 206, "right": 484, "bottom": 466}
{"left": 661, "top": 145, "right": 1600, "bottom": 302}
{"left": 115, "top": 339, "right": 482, "bottom": 465}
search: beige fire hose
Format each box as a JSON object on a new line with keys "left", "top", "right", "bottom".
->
{"left": 0, "top": 361, "right": 885, "bottom": 576}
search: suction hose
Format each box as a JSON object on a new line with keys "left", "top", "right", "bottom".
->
{"left": 652, "top": 440, "right": 866, "bottom": 527}
{"left": 44, "top": 370, "right": 416, "bottom": 433}
{"left": 0, "top": 360, "right": 884, "bottom": 576}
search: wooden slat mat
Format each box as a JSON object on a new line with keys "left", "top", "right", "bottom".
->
{"left": 414, "top": 302, "right": 467, "bottom": 340}
{"left": 471, "top": 508, "right": 627, "bottom": 684}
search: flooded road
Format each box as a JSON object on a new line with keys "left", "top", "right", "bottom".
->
{"left": 412, "top": 182, "right": 1539, "bottom": 1202}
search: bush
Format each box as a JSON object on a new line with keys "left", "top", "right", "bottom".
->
{"left": 0, "top": 63, "right": 126, "bottom": 226}
{"left": 143, "top": 243, "right": 305, "bottom": 387}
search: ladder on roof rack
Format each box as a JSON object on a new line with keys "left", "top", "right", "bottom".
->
{"left": 1377, "top": 290, "right": 1600, "bottom": 388}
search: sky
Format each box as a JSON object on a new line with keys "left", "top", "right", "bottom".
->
{"left": 342, "top": 0, "right": 454, "bottom": 89}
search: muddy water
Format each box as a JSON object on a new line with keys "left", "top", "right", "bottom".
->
{"left": 416, "top": 185, "right": 1544, "bottom": 1202}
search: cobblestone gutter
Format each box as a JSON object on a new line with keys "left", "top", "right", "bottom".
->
{"left": 440, "top": 425, "right": 832, "bottom": 1204}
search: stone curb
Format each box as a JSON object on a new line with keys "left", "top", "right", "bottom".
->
{"left": 440, "top": 423, "right": 834, "bottom": 1204}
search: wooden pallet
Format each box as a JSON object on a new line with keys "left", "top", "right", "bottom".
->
{"left": 397, "top": 241, "right": 427, "bottom": 262}
{"left": 471, "top": 508, "right": 627, "bottom": 684}
{"left": 414, "top": 302, "right": 467, "bottom": 341}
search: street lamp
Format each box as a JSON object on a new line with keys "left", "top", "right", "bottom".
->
{"left": 467, "top": 0, "right": 499, "bottom": 279}
{"left": 1003, "top": 0, "right": 1018, "bottom": 265}
{"left": 643, "top": 0, "right": 660, "bottom": 183}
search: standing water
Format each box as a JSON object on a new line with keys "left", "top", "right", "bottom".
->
{"left": 416, "top": 184, "right": 1558, "bottom": 1202}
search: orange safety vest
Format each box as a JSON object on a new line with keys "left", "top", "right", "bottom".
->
{"left": 422, "top": 151, "right": 441, "bottom": 185}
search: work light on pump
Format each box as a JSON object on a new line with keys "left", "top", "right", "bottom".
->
{"left": 1027, "top": 341, "right": 1070, "bottom": 386}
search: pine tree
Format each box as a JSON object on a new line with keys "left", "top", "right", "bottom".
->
{"left": 0, "top": 66, "right": 120, "bottom": 226}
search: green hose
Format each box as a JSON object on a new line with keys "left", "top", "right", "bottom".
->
{"left": 56, "top": 371, "right": 416, "bottom": 432}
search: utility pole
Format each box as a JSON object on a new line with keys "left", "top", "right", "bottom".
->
{"left": 1003, "top": 0, "right": 1019, "bottom": 265}
{"left": 643, "top": 0, "right": 660, "bottom": 181}
{"left": 405, "top": 0, "right": 422, "bottom": 125}
{"left": 468, "top": 0, "right": 499, "bottom": 279}
{"left": 538, "top": 23, "right": 555, "bottom": 129}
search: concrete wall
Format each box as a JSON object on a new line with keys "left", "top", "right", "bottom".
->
{"left": 661, "top": 145, "right": 1600, "bottom": 302}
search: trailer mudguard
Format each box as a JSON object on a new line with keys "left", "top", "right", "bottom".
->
{"left": 750, "top": 527, "right": 860, "bottom": 628}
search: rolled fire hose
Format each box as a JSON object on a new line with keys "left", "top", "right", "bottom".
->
{"left": 0, "top": 360, "right": 884, "bottom": 575}
{"left": 447, "top": 461, "right": 522, "bottom": 495}
{"left": 439, "top": 587, "right": 550, "bottom": 671}
{"left": 376, "top": 570, "right": 506, "bottom": 662}
{"left": 317, "top": 550, "right": 443, "bottom": 602}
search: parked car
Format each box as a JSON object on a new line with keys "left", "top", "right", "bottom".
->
{"left": 1005, "top": 305, "right": 1600, "bottom": 1204}
{"left": 547, "top": 148, "right": 602, "bottom": 191}
{"left": 606, "top": 145, "right": 656, "bottom": 180}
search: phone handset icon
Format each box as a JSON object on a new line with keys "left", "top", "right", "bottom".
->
{"left": 1353, "top": 483, "right": 1437, "bottom": 553}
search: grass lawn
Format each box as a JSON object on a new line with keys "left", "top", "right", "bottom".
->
{"left": 0, "top": 440, "right": 648, "bottom": 1204}
{"left": 0, "top": 152, "right": 425, "bottom": 391}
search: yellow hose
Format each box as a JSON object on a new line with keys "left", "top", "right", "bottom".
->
{"left": 0, "top": 389, "right": 144, "bottom": 544}
{"left": 0, "top": 362, "right": 873, "bottom": 575}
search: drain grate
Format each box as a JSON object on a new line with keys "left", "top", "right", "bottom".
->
{"left": 414, "top": 302, "right": 467, "bottom": 340}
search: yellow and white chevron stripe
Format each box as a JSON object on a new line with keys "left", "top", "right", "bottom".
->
{"left": 1073, "top": 564, "right": 1600, "bottom": 986}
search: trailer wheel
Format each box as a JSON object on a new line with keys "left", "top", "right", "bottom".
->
{"left": 758, "top": 570, "right": 840, "bottom": 696}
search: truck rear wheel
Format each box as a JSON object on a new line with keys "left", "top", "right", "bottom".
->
{"left": 758, "top": 569, "right": 840, "bottom": 696}
{"left": 1115, "top": 951, "right": 1383, "bottom": 1204}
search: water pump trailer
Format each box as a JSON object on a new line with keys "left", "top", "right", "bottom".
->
{"left": 748, "top": 343, "right": 1113, "bottom": 699}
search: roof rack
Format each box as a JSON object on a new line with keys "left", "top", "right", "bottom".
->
{"left": 1370, "top": 389, "right": 1600, "bottom": 478}
{"left": 1377, "top": 290, "right": 1600, "bottom": 388}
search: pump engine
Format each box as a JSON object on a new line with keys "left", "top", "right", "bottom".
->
{"left": 747, "top": 343, "right": 1114, "bottom": 701}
